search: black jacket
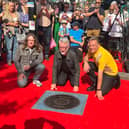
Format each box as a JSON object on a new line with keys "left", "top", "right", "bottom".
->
{"left": 52, "top": 49, "right": 80, "bottom": 86}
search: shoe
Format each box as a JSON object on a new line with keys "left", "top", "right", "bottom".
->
{"left": 8, "top": 62, "right": 12, "bottom": 66}
{"left": 114, "top": 55, "right": 119, "bottom": 60}
{"left": 0, "top": 56, "right": 2, "bottom": 61}
{"left": 33, "top": 80, "right": 42, "bottom": 87}
{"left": 45, "top": 55, "right": 49, "bottom": 60}
{"left": 114, "top": 76, "right": 121, "bottom": 89}
{"left": 87, "top": 84, "right": 96, "bottom": 91}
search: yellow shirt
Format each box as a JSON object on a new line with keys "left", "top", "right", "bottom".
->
{"left": 89, "top": 46, "right": 118, "bottom": 76}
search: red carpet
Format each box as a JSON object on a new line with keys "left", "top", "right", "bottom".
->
{"left": 0, "top": 55, "right": 129, "bottom": 129}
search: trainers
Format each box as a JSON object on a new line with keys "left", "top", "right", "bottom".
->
{"left": 33, "top": 80, "right": 42, "bottom": 87}
{"left": 7, "top": 62, "right": 12, "bottom": 66}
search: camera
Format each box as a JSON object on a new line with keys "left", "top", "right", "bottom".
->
{"left": 6, "top": 29, "right": 13, "bottom": 39}
{"left": 118, "top": 0, "right": 127, "bottom": 5}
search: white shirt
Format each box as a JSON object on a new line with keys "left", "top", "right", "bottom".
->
{"left": 59, "top": 11, "right": 72, "bottom": 29}
{"left": 108, "top": 13, "right": 123, "bottom": 37}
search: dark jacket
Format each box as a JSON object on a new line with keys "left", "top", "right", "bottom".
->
{"left": 52, "top": 49, "right": 80, "bottom": 86}
{"left": 14, "top": 44, "right": 43, "bottom": 74}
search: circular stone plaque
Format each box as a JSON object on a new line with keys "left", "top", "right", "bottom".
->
{"left": 44, "top": 94, "right": 80, "bottom": 109}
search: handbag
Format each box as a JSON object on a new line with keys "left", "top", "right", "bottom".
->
{"left": 16, "top": 26, "right": 26, "bottom": 43}
{"left": 16, "top": 32, "right": 26, "bottom": 43}
{"left": 50, "top": 37, "right": 56, "bottom": 49}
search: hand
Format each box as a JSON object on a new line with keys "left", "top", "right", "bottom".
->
{"left": 23, "top": 65, "right": 30, "bottom": 71}
{"left": 94, "top": 8, "right": 99, "bottom": 14}
{"left": 95, "top": 90, "right": 104, "bottom": 100}
{"left": 62, "top": 13, "right": 68, "bottom": 19}
{"left": 64, "top": 34, "right": 68, "bottom": 37}
{"left": 0, "top": 12, "right": 4, "bottom": 17}
{"left": 13, "top": 22, "right": 19, "bottom": 27}
{"left": 41, "top": 6, "right": 46, "bottom": 11}
{"left": 83, "top": 62, "right": 90, "bottom": 73}
{"left": 73, "top": 86, "right": 79, "bottom": 92}
{"left": 18, "top": 73, "right": 25, "bottom": 81}
{"left": 79, "top": 42, "right": 83, "bottom": 47}
{"left": 50, "top": 84, "right": 57, "bottom": 90}
{"left": 63, "top": 13, "right": 67, "bottom": 16}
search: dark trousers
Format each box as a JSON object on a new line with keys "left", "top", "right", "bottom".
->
{"left": 87, "top": 62, "right": 120, "bottom": 96}
{"left": 99, "top": 30, "right": 109, "bottom": 50}
{"left": 70, "top": 47, "right": 83, "bottom": 62}
{"left": 38, "top": 25, "right": 51, "bottom": 56}
{"left": 57, "top": 70, "right": 74, "bottom": 87}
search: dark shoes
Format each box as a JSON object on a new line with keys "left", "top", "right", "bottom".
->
{"left": 0, "top": 56, "right": 2, "bottom": 61}
{"left": 114, "top": 76, "right": 121, "bottom": 89}
{"left": 87, "top": 84, "right": 96, "bottom": 91}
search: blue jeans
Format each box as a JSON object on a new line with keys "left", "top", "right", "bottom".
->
{"left": 38, "top": 25, "right": 51, "bottom": 56}
{"left": 5, "top": 35, "right": 18, "bottom": 63}
{"left": 17, "top": 63, "right": 45, "bottom": 87}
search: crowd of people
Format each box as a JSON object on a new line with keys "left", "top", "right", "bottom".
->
{"left": 0, "top": 0, "right": 129, "bottom": 100}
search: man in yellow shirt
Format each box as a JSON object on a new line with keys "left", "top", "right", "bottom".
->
{"left": 83, "top": 37, "right": 120, "bottom": 100}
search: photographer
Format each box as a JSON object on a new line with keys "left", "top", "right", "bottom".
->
{"left": 0, "top": 0, "right": 3, "bottom": 61}
{"left": 3, "top": 1, "right": 19, "bottom": 65}
{"left": 16, "top": 0, "right": 29, "bottom": 43}
{"left": 85, "top": 0, "right": 104, "bottom": 38}
{"left": 37, "top": 0, "right": 54, "bottom": 60}
{"left": 59, "top": 2, "right": 72, "bottom": 29}
{"left": 108, "top": 1, "right": 125, "bottom": 59}
{"left": 72, "top": 8, "right": 83, "bottom": 29}
{"left": 101, "top": 3, "right": 115, "bottom": 49}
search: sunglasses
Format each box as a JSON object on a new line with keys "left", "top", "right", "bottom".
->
{"left": 96, "top": 2, "right": 101, "bottom": 4}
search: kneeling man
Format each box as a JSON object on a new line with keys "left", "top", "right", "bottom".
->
{"left": 83, "top": 37, "right": 120, "bottom": 100}
{"left": 51, "top": 37, "right": 80, "bottom": 92}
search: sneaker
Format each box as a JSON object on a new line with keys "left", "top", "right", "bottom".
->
{"left": 33, "top": 80, "right": 42, "bottom": 87}
{"left": 7, "top": 62, "right": 12, "bottom": 66}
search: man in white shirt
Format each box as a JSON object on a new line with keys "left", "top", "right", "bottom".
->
{"left": 107, "top": 1, "right": 124, "bottom": 59}
{"left": 59, "top": 2, "right": 72, "bottom": 29}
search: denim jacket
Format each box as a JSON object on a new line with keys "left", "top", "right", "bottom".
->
{"left": 14, "top": 44, "right": 43, "bottom": 74}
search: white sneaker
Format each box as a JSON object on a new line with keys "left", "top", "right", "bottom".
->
{"left": 33, "top": 80, "right": 42, "bottom": 87}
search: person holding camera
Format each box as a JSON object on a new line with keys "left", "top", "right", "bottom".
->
{"left": 85, "top": 0, "right": 104, "bottom": 38}
{"left": 37, "top": 0, "right": 54, "bottom": 60}
{"left": 108, "top": 1, "right": 125, "bottom": 60}
{"left": 72, "top": 8, "right": 83, "bottom": 29}
{"left": 16, "top": 0, "right": 29, "bottom": 43}
{"left": 59, "top": 2, "right": 72, "bottom": 29}
{"left": 3, "top": 1, "right": 19, "bottom": 65}
{"left": 0, "top": 0, "right": 4, "bottom": 61}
